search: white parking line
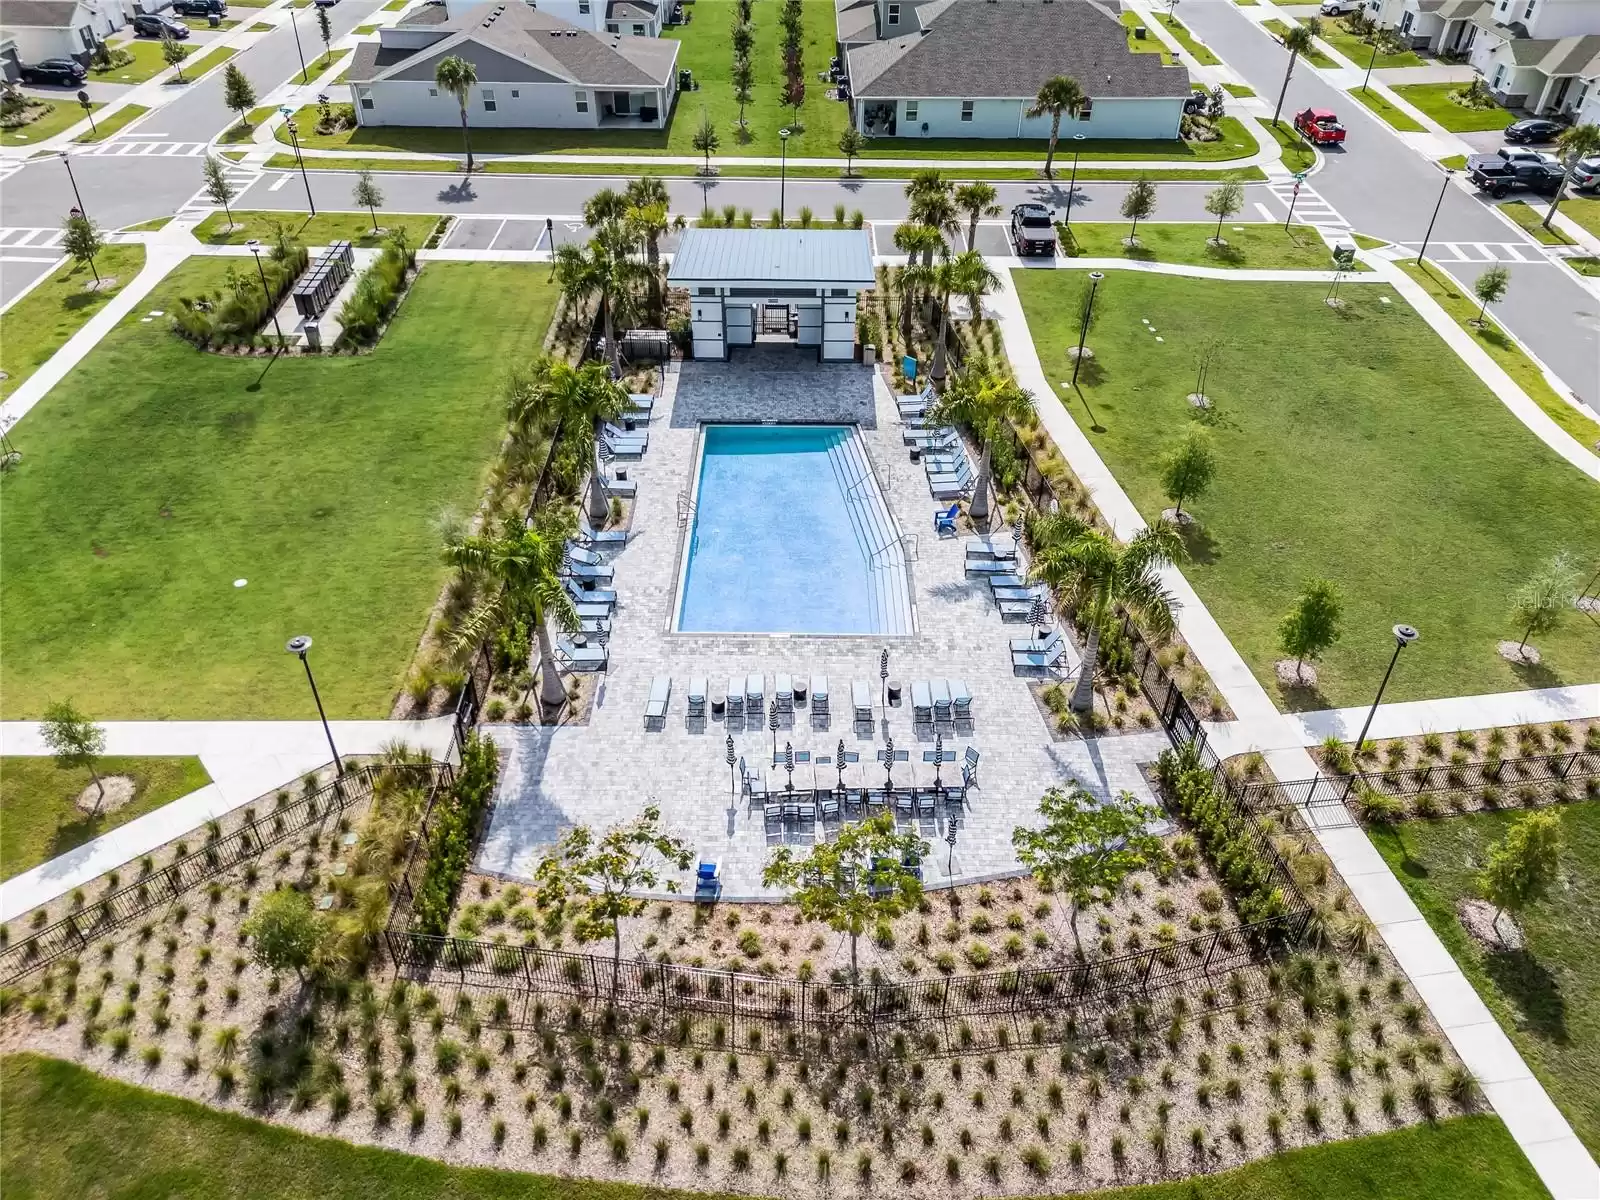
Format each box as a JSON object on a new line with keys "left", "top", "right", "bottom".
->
{"left": 269, "top": 174, "right": 291, "bottom": 191}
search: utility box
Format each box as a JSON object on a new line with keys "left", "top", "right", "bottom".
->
{"left": 292, "top": 240, "right": 354, "bottom": 319}
{"left": 303, "top": 320, "right": 321, "bottom": 350}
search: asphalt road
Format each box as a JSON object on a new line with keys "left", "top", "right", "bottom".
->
{"left": 1181, "top": 0, "right": 1600, "bottom": 411}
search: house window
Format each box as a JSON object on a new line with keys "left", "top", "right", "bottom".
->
{"left": 575, "top": 90, "right": 589, "bottom": 112}
{"left": 482, "top": 89, "right": 496, "bottom": 111}
{"left": 1078, "top": 97, "right": 1093, "bottom": 120}
{"left": 79, "top": 26, "right": 95, "bottom": 49}
{"left": 1521, "top": 0, "right": 1534, "bottom": 16}
{"left": 698, "top": 287, "right": 716, "bottom": 295}
{"left": 511, "top": 89, "right": 519, "bottom": 98}
{"left": 633, "top": 22, "right": 645, "bottom": 33}
{"left": 579, "top": 0, "right": 590, "bottom": 11}
{"left": 357, "top": 88, "right": 374, "bottom": 110}
{"left": 428, "top": 87, "right": 438, "bottom": 96}
{"left": 904, "top": 100, "right": 917, "bottom": 121}
{"left": 1491, "top": 63, "right": 1505, "bottom": 88}
{"left": 960, "top": 100, "right": 974, "bottom": 121}
{"left": 887, "top": 2, "right": 899, "bottom": 23}
{"left": 1399, "top": 10, "right": 1413, "bottom": 33}
{"left": 607, "top": 21, "right": 618, "bottom": 31}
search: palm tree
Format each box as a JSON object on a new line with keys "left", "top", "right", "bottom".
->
{"left": 584, "top": 187, "right": 629, "bottom": 229}
{"left": 1271, "top": 21, "right": 1319, "bottom": 126}
{"left": 554, "top": 227, "right": 646, "bottom": 378}
{"left": 1544, "top": 122, "right": 1600, "bottom": 230}
{"left": 1027, "top": 75, "right": 1087, "bottom": 178}
{"left": 954, "top": 182, "right": 1000, "bottom": 250}
{"left": 434, "top": 55, "right": 478, "bottom": 171}
{"left": 906, "top": 175, "right": 958, "bottom": 263}
{"left": 505, "top": 358, "right": 629, "bottom": 525}
{"left": 925, "top": 360, "right": 1031, "bottom": 523}
{"left": 1030, "top": 516, "right": 1185, "bottom": 713}
{"left": 896, "top": 260, "right": 934, "bottom": 342}
{"left": 445, "top": 510, "right": 580, "bottom": 710}
{"left": 893, "top": 220, "right": 945, "bottom": 267}
{"left": 927, "top": 249, "right": 1000, "bottom": 383}
{"left": 625, "top": 175, "right": 673, "bottom": 321}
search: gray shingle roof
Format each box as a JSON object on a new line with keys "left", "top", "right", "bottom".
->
{"left": 846, "top": 0, "right": 1191, "bottom": 100}
{"left": 607, "top": 0, "right": 657, "bottom": 21}
{"left": 836, "top": 0, "right": 877, "bottom": 45}
{"left": 364, "top": 2, "right": 678, "bottom": 87}
{"left": 347, "top": 41, "right": 420, "bottom": 81}
{"left": 396, "top": 1, "right": 451, "bottom": 25}
{"left": 1, "top": 0, "right": 80, "bottom": 28}
{"left": 668, "top": 230, "right": 876, "bottom": 286}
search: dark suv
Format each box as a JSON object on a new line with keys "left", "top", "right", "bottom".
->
{"left": 1010, "top": 203, "right": 1056, "bottom": 256}
{"left": 133, "top": 12, "right": 189, "bottom": 36}
{"left": 1466, "top": 152, "right": 1564, "bottom": 198}
{"left": 1502, "top": 117, "right": 1564, "bottom": 144}
{"left": 169, "top": 0, "right": 227, "bottom": 15}
{"left": 19, "top": 57, "right": 87, "bottom": 85}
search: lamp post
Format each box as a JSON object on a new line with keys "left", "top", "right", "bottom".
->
{"left": 58, "top": 151, "right": 87, "bottom": 222}
{"left": 1063, "top": 133, "right": 1088, "bottom": 232}
{"left": 1416, "top": 168, "right": 1454, "bottom": 267}
{"left": 1361, "top": 41, "right": 1379, "bottom": 93}
{"left": 1352, "top": 624, "right": 1419, "bottom": 760}
{"left": 247, "top": 238, "right": 285, "bottom": 345}
{"left": 284, "top": 118, "right": 317, "bottom": 216}
{"left": 285, "top": 635, "right": 342, "bottom": 773}
{"left": 1070, "top": 270, "right": 1103, "bottom": 387}
{"left": 289, "top": 5, "right": 309, "bottom": 84}
{"left": 545, "top": 216, "right": 557, "bottom": 278}
{"left": 778, "top": 127, "right": 792, "bottom": 225}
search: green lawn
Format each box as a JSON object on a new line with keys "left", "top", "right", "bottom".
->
{"left": 216, "top": 105, "right": 276, "bottom": 144}
{"left": 1347, "top": 86, "right": 1426, "bottom": 133}
{"left": 1122, "top": 11, "right": 1176, "bottom": 65}
{"left": 1439, "top": 153, "right": 1468, "bottom": 171}
{"left": 1550, "top": 195, "right": 1600, "bottom": 240}
{"left": 1011, "top": 271, "right": 1600, "bottom": 708}
{"left": 72, "top": 103, "right": 150, "bottom": 143}
{"left": 1351, "top": 232, "right": 1387, "bottom": 250}
{"left": 1261, "top": 118, "right": 1317, "bottom": 173}
{"left": 0, "top": 757, "right": 210, "bottom": 880}
{"left": 0, "top": 99, "right": 99, "bottom": 146}
{"left": 1499, "top": 201, "right": 1575, "bottom": 246}
{"left": 180, "top": 14, "right": 239, "bottom": 28}
{"left": 248, "top": 21, "right": 274, "bottom": 31}
{"left": 1400, "top": 260, "right": 1600, "bottom": 449}
{"left": 91, "top": 39, "right": 176, "bottom": 84}
{"left": 0, "top": 245, "right": 146, "bottom": 403}
{"left": 0, "top": 260, "right": 558, "bottom": 720}
{"left": 1391, "top": 82, "right": 1515, "bottom": 132}
{"left": 0, "top": 1054, "right": 1547, "bottom": 1200}
{"left": 1370, "top": 801, "right": 1600, "bottom": 1157}
{"left": 1064, "top": 222, "right": 1348, "bottom": 270}
{"left": 354, "top": 22, "right": 378, "bottom": 33}
{"left": 1224, "top": 82, "right": 1257, "bottom": 98}
{"left": 1261, "top": 19, "right": 1337, "bottom": 68}
{"left": 1156, "top": 12, "right": 1222, "bottom": 65}
{"left": 192, "top": 210, "right": 441, "bottom": 247}
{"left": 1319, "top": 24, "right": 1424, "bottom": 68}
{"left": 1569, "top": 256, "right": 1600, "bottom": 277}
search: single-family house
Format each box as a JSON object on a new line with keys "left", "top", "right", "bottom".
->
{"left": 531, "top": 0, "right": 664, "bottom": 39}
{"left": 1, "top": 0, "right": 127, "bottom": 67}
{"left": 347, "top": 0, "right": 680, "bottom": 131}
{"left": 1371, "top": 0, "right": 1491, "bottom": 56}
{"left": 841, "top": 0, "right": 1193, "bottom": 141}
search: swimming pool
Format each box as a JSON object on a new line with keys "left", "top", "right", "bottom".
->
{"left": 675, "top": 424, "right": 912, "bottom": 635}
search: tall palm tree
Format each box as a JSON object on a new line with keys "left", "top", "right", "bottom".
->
{"left": 1544, "top": 122, "right": 1600, "bottom": 230}
{"left": 505, "top": 358, "right": 629, "bottom": 525}
{"left": 896, "top": 260, "right": 934, "bottom": 342}
{"left": 584, "top": 187, "right": 630, "bottom": 230}
{"left": 554, "top": 226, "right": 646, "bottom": 377}
{"left": 1027, "top": 75, "right": 1087, "bottom": 179}
{"left": 925, "top": 360, "right": 1031, "bottom": 523}
{"left": 1271, "top": 21, "right": 1319, "bottom": 126}
{"left": 954, "top": 181, "right": 1000, "bottom": 250}
{"left": 906, "top": 177, "right": 958, "bottom": 264}
{"left": 434, "top": 55, "right": 478, "bottom": 172}
{"left": 445, "top": 510, "right": 580, "bottom": 709}
{"left": 624, "top": 175, "right": 673, "bottom": 321}
{"left": 927, "top": 249, "right": 1000, "bottom": 383}
{"left": 1030, "top": 516, "right": 1185, "bottom": 713}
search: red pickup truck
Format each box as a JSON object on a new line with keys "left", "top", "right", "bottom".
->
{"left": 1293, "top": 108, "right": 1346, "bottom": 145}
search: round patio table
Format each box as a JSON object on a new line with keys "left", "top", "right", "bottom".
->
{"left": 887, "top": 681, "right": 902, "bottom": 706}
{"left": 711, "top": 691, "right": 726, "bottom": 718}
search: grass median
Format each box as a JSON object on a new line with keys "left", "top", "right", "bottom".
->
{"left": 72, "top": 103, "right": 150, "bottom": 143}
{"left": 1061, "top": 222, "right": 1352, "bottom": 270}
{"left": 1, "top": 99, "right": 98, "bottom": 146}
{"left": 191, "top": 210, "right": 442, "bottom": 247}
{"left": 1347, "top": 87, "right": 1425, "bottom": 133}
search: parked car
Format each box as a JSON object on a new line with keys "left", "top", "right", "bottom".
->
{"left": 169, "top": 0, "right": 227, "bottom": 15}
{"left": 1466, "top": 151, "right": 1564, "bottom": 197}
{"left": 1293, "top": 108, "right": 1346, "bottom": 145}
{"left": 132, "top": 12, "right": 189, "bottom": 36}
{"left": 18, "top": 57, "right": 87, "bottom": 85}
{"left": 1009, "top": 203, "right": 1056, "bottom": 257}
{"left": 1318, "top": 0, "right": 1359, "bottom": 13}
{"left": 1569, "top": 155, "right": 1600, "bottom": 191}
{"left": 1502, "top": 117, "right": 1564, "bottom": 144}
{"left": 313, "top": 0, "right": 339, "bottom": 7}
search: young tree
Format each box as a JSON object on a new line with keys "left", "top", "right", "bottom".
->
{"left": 61, "top": 211, "right": 105, "bottom": 285}
{"left": 222, "top": 63, "right": 256, "bottom": 129}
{"left": 202, "top": 154, "right": 237, "bottom": 229}
{"left": 763, "top": 812, "right": 928, "bottom": 984}
{"left": 1508, "top": 551, "right": 1578, "bottom": 654}
{"left": 241, "top": 887, "right": 324, "bottom": 981}
{"left": 1543, "top": 122, "right": 1600, "bottom": 230}
{"left": 1204, "top": 181, "right": 1244, "bottom": 245}
{"left": 316, "top": 2, "right": 332, "bottom": 65}
{"left": 353, "top": 168, "right": 384, "bottom": 233}
{"left": 1026, "top": 74, "right": 1087, "bottom": 179}
{"left": 534, "top": 803, "right": 693, "bottom": 976}
{"left": 732, "top": 55, "right": 754, "bottom": 134}
{"left": 1158, "top": 424, "right": 1217, "bottom": 519}
{"left": 553, "top": 224, "right": 647, "bottom": 378}
{"left": 433, "top": 55, "right": 478, "bottom": 171}
{"left": 161, "top": 31, "right": 191, "bottom": 81}
{"left": 1472, "top": 264, "right": 1509, "bottom": 325}
{"left": 40, "top": 699, "right": 107, "bottom": 811}
{"left": 692, "top": 107, "right": 720, "bottom": 175}
{"left": 1479, "top": 809, "right": 1564, "bottom": 940}
{"left": 954, "top": 181, "right": 1000, "bottom": 250}
{"left": 1271, "top": 19, "right": 1320, "bottom": 125}
{"left": 1012, "top": 783, "right": 1166, "bottom": 957}
{"left": 925, "top": 250, "right": 1000, "bottom": 382}
{"left": 1278, "top": 578, "right": 1342, "bottom": 684}
{"left": 838, "top": 126, "right": 866, "bottom": 178}
{"left": 1121, "top": 175, "right": 1157, "bottom": 245}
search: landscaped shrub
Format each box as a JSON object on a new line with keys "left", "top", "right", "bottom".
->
{"left": 336, "top": 230, "right": 417, "bottom": 347}
{"left": 411, "top": 734, "right": 499, "bottom": 938}
{"left": 172, "top": 230, "right": 309, "bottom": 349}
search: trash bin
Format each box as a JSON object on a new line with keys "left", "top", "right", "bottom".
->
{"left": 208, "top": 13, "right": 220, "bottom": 26}
{"left": 303, "top": 320, "right": 321, "bottom": 350}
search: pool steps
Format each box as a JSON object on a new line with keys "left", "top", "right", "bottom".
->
{"left": 823, "top": 431, "right": 913, "bottom": 636}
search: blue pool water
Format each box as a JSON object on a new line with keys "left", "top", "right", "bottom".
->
{"left": 677, "top": 425, "right": 878, "bottom": 634}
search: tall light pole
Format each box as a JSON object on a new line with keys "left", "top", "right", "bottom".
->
{"left": 288, "top": 5, "right": 309, "bottom": 84}
{"left": 778, "top": 127, "right": 791, "bottom": 225}
{"left": 58, "top": 151, "right": 87, "bottom": 221}
{"left": 247, "top": 238, "right": 285, "bottom": 345}
{"left": 286, "top": 635, "right": 342, "bottom": 772}
{"left": 1070, "top": 270, "right": 1103, "bottom": 387}
{"left": 1416, "top": 168, "right": 1453, "bottom": 267}
{"left": 1361, "top": 42, "right": 1379, "bottom": 93}
{"left": 283, "top": 118, "right": 317, "bottom": 216}
{"left": 1352, "top": 624, "right": 1419, "bottom": 759}
{"left": 1063, "top": 132, "right": 1088, "bottom": 232}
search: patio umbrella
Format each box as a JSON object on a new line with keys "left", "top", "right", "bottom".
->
{"left": 934, "top": 731, "right": 944, "bottom": 788}
{"left": 1013, "top": 513, "right": 1026, "bottom": 552}
{"left": 784, "top": 741, "right": 795, "bottom": 793}
{"left": 726, "top": 735, "right": 737, "bottom": 801}
{"left": 1028, "top": 592, "right": 1048, "bottom": 642}
{"left": 880, "top": 647, "right": 890, "bottom": 711}
{"left": 769, "top": 696, "right": 779, "bottom": 759}
{"left": 836, "top": 737, "right": 847, "bottom": 789}
{"left": 884, "top": 734, "right": 895, "bottom": 791}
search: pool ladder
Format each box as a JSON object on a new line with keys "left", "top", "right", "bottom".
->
{"left": 676, "top": 490, "right": 696, "bottom": 528}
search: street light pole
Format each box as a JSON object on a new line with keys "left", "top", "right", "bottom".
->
{"left": 285, "top": 636, "right": 343, "bottom": 772}
{"left": 284, "top": 119, "right": 317, "bottom": 216}
{"left": 1362, "top": 42, "right": 1379, "bottom": 93}
{"left": 1070, "top": 270, "right": 1103, "bottom": 387}
{"left": 58, "top": 152, "right": 87, "bottom": 221}
{"left": 1416, "top": 169, "right": 1453, "bottom": 266}
{"left": 1064, "top": 133, "right": 1087, "bottom": 233}
{"left": 289, "top": 6, "right": 309, "bottom": 84}
{"left": 778, "top": 128, "right": 791, "bottom": 225}
{"left": 1351, "top": 624, "right": 1419, "bottom": 759}
{"left": 247, "top": 238, "right": 285, "bottom": 345}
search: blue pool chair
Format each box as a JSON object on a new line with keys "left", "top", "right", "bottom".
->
{"left": 933, "top": 503, "right": 959, "bottom": 535}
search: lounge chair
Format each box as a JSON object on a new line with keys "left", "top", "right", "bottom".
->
{"left": 962, "top": 747, "right": 980, "bottom": 787}
{"left": 993, "top": 584, "right": 1045, "bottom": 604}
{"left": 1010, "top": 627, "right": 1062, "bottom": 655}
{"left": 627, "top": 393, "right": 655, "bottom": 415}
{"left": 905, "top": 425, "right": 957, "bottom": 448}
{"left": 924, "top": 450, "right": 968, "bottom": 474}
{"left": 852, "top": 679, "right": 872, "bottom": 724}
{"left": 726, "top": 678, "right": 745, "bottom": 720}
{"left": 644, "top": 676, "right": 671, "bottom": 728}
{"left": 746, "top": 673, "right": 765, "bottom": 712}
{"left": 571, "top": 598, "right": 612, "bottom": 620}
{"left": 774, "top": 673, "right": 794, "bottom": 712}
{"left": 897, "top": 383, "right": 933, "bottom": 413}
{"left": 965, "top": 536, "right": 1018, "bottom": 562}
{"left": 556, "top": 638, "right": 608, "bottom": 672}
{"left": 687, "top": 677, "right": 707, "bottom": 722}
{"left": 566, "top": 577, "right": 616, "bottom": 605}
{"left": 1012, "top": 635, "right": 1067, "bottom": 671}
{"left": 579, "top": 617, "right": 609, "bottom": 636}
{"left": 949, "top": 679, "right": 972, "bottom": 723}
{"left": 929, "top": 470, "right": 973, "bottom": 501}
{"left": 598, "top": 470, "right": 636, "bottom": 498}
{"left": 565, "top": 560, "right": 616, "bottom": 584}
{"left": 810, "top": 676, "right": 829, "bottom": 720}
{"left": 911, "top": 680, "right": 933, "bottom": 724}
{"left": 566, "top": 544, "right": 608, "bottom": 568}
{"left": 694, "top": 860, "right": 721, "bottom": 903}
{"left": 604, "top": 422, "right": 649, "bottom": 447}
{"left": 933, "top": 503, "right": 959, "bottom": 535}
{"left": 576, "top": 525, "right": 628, "bottom": 550}
{"left": 930, "top": 678, "right": 952, "bottom": 722}
{"left": 985, "top": 573, "right": 1029, "bottom": 591}
{"left": 964, "top": 556, "right": 1014, "bottom": 577}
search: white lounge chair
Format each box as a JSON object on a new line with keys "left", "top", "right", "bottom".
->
{"left": 852, "top": 680, "right": 872, "bottom": 724}
{"left": 566, "top": 543, "right": 608, "bottom": 567}
{"left": 565, "top": 560, "right": 616, "bottom": 583}
{"left": 687, "top": 677, "right": 707, "bottom": 722}
{"left": 557, "top": 638, "right": 607, "bottom": 672}
{"left": 746, "top": 673, "right": 765, "bottom": 712}
{"left": 930, "top": 678, "right": 952, "bottom": 722}
{"left": 949, "top": 679, "right": 973, "bottom": 724}
{"left": 565, "top": 577, "right": 616, "bottom": 605}
{"left": 911, "top": 680, "right": 933, "bottom": 724}
{"left": 1010, "top": 627, "right": 1062, "bottom": 655}
{"left": 598, "top": 470, "right": 635, "bottom": 498}
{"left": 726, "top": 678, "right": 745, "bottom": 720}
{"left": 644, "top": 676, "right": 671, "bottom": 727}
{"left": 1013, "top": 635, "right": 1066, "bottom": 671}
{"left": 775, "top": 673, "right": 794, "bottom": 712}
{"left": 965, "top": 536, "right": 1018, "bottom": 561}
{"left": 810, "top": 675, "right": 829, "bottom": 720}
